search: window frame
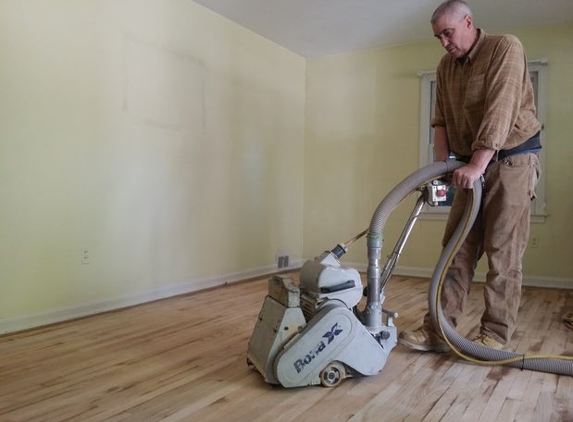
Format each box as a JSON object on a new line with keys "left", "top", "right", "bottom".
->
{"left": 417, "top": 59, "right": 548, "bottom": 222}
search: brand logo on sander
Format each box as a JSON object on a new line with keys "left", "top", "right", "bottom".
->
{"left": 293, "top": 323, "right": 343, "bottom": 373}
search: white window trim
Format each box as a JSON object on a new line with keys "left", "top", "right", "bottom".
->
{"left": 417, "top": 59, "right": 548, "bottom": 223}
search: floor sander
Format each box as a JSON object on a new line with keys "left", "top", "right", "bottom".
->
{"left": 247, "top": 161, "right": 573, "bottom": 388}
{"left": 247, "top": 161, "right": 464, "bottom": 387}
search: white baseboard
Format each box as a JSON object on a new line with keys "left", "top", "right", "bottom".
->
{"left": 346, "top": 262, "right": 573, "bottom": 290}
{"left": 0, "top": 260, "right": 303, "bottom": 335}
{"left": 3, "top": 259, "right": 568, "bottom": 335}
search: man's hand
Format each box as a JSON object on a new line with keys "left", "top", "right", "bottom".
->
{"left": 452, "top": 148, "right": 496, "bottom": 189}
{"left": 452, "top": 164, "right": 484, "bottom": 189}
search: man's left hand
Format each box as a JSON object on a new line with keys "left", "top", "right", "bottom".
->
{"left": 452, "top": 164, "right": 484, "bottom": 189}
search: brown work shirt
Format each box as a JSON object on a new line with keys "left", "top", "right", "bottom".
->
{"left": 431, "top": 29, "right": 541, "bottom": 157}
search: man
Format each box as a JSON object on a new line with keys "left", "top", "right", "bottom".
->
{"left": 399, "top": 0, "right": 542, "bottom": 352}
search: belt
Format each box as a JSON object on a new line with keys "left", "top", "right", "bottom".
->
{"left": 456, "top": 131, "right": 541, "bottom": 164}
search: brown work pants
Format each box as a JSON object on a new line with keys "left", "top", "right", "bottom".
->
{"left": 424, "top": 153, "right": 541, "bottom": 345}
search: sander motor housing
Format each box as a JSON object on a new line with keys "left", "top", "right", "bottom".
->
{"left": 247, "top": 251, "right": 397, "bottom": 388}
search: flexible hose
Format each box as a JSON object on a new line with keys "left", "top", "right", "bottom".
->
{"left": 365, "top": 160, "right": 466, "bottom": 330}
{"left": 430, "top": 181, "right": 573, "bottom": 375}
{"left": 366, "top": 160, "right": 573, "bottom": 376}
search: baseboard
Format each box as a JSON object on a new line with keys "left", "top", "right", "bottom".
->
{"left": 0, "top": 260, "right": 304, "bottom": 335}
{"left": 4, "top": 259, "right": 567, "bottom": 335}
{"left": 346, "top": 262, "right": 573, "bottom": 290}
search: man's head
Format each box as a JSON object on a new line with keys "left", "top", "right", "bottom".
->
{"left": 431, "top": 0, "right": 478, "bottom": 59}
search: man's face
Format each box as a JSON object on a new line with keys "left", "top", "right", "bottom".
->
{"left": 432, "top": 13, "right": 474, "bottom": 59}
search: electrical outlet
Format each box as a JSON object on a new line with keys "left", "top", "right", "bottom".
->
{"left": 81, "top": 248, "right": 90, "bottom": 264}
{"left": 529, "top": 236, "right": 539, "bottom": 249}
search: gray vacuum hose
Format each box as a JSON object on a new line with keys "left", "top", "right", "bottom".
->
{"left": 365, "top": 160, "right": 467, "bottom": 330}
{"left": 430, "top": 182, "right": 573, "bottom": 376}
{"left": 366, "top": 160, "right": 573, "bottom": 376}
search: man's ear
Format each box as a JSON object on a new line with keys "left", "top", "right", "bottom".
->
{"left": 463, "top": 14, "right": 473, "bottom": 29}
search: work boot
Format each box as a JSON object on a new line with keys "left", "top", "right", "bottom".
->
{"left": 471, "top": 333, "right": 507, "bottom": 350}
{"left": 398, "top": 326, "right": 450, "bottom": 353}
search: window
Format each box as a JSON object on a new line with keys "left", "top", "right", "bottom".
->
{"left": 418, "top": 60, "right": 547, "bottom": 222}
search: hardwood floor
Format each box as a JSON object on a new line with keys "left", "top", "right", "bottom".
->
{"left": 1, "top": 273, "right": 572, "bottom": 422}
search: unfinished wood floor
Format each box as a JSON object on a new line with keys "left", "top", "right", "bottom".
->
{"left": 1, "top": 273, "right": 572, "bottom": 422}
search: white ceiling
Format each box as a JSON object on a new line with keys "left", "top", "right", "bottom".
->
{"left": 192, "top": 0, "right": 573, "bottom": 58}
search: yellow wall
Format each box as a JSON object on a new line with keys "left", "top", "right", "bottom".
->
{"left": 0, "top": 0, "right": 305, "bottom": 330}
{"left": 304, "top": 24, "right": 573, "bottom": 284}
{"left": 2, "top": 0, "right": 571, "bottom": 333}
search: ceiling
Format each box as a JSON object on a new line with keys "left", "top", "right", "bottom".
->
{"left": 192, "top": 0, "right": 573, "bottom": 58}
